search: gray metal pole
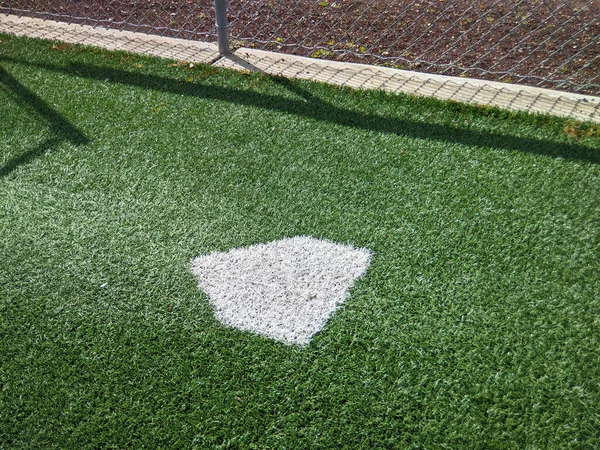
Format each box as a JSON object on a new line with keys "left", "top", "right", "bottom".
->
{"left": 214, "top": 0, "right": 230, "bottom": 54}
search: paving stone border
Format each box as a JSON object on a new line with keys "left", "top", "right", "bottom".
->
{"left": 2, "top": 14, "right": 599, "bottom": 123}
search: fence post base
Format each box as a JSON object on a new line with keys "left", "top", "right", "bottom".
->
{"left": 214, "top": 0, "right": 230, "bottom": 55}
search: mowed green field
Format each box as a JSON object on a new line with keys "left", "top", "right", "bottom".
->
{"left": 1, "top": 33, "right": 599, "bottom": 449}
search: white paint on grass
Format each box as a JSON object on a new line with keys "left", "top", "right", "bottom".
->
{"left": 190, "top": 236, "right": 371, "bottom": 345}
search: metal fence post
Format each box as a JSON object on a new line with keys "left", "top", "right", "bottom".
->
{"left": 214, "top": 0, "right": 230, "bottom": 54}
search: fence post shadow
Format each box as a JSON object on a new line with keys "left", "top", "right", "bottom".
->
{"left": 1, "top": 57, "right": 598, "bottom": 166}
{"left": 218, "top": 53, "right": 599, "bottom": 165}
{"left": 0, "top": 65, "right": 90, "bottom": 178}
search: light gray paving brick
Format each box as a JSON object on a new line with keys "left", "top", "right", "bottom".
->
{"left": 2, "top": 14, "right": 598, "bottom": 122}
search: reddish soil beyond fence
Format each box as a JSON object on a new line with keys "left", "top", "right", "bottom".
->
{"left": 2, "top": 0, "right": 599, "bottom": 94}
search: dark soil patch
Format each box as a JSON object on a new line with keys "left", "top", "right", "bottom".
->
{"left": 2, "top": 0, "right": 599, "bottom": 94}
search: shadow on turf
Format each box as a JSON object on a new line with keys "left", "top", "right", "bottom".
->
{"left": 1, "top": 56, "right": 598, "bottom": 166}
{"left": 0, "top": 65, "right": 90, "bottom": 178}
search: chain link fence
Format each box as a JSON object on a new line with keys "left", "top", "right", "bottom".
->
{"left": 1, "top": 0, "right": 599, "bottom": 95}
{"left": 0, "top": 1, "right": 215, "bottom": 40}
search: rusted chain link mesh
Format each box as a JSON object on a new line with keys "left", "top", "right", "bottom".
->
{"left": 1, "top": 0, "right": 599, "bottom": 95}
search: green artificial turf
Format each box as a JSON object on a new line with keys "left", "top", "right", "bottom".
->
{"left": 1, "top": 33, "right": 599, "bottom": 449}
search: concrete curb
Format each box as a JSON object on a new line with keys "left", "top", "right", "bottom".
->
{"left": 215, "top": 49, "right": 600, "bottom": 123}
{"left": 0, "top": 15, "right": 220, "bottom": 64}
{"left": 2, "top": 14, "right": 599, "bottom": 123}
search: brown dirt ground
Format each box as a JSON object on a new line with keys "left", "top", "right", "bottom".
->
{"left": 2, "top": 0, "right": 599, "bottom": 94}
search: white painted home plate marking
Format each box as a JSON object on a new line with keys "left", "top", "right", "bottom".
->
{"left": 190, "top": 236, "right": 371, "bottom": 345}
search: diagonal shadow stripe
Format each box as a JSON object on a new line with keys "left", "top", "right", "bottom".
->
{"left": 0, "top": 136, "right": 61, "bottom": 178}
{"left": 1, "top": 57, "right": 598, "bottom": 165}
{"left": 0, "top": 65, "right": 90, "bottom": 177}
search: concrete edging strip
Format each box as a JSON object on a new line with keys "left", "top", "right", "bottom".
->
{"left": 215, "top": 48, "right": 600, "bottom": 123}
{"left": 2, "top": 14, "right": 599, "bottom": 123}
{"left": 0, "top": 14, "right": 220, "bottom": 64}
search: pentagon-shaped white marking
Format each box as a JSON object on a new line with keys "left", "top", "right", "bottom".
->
{"left": 190, "top": 236, "right": 371, "bottom": 345}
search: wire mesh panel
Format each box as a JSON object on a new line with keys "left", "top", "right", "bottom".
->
{"left": 229, "top": 0, "right": 600, "bottom": 95}
{"left": 0, "top": 0, "right": 216, "bottom": 40}
{"left": 1, "top": 0, "right": 599, "bottom": 94}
